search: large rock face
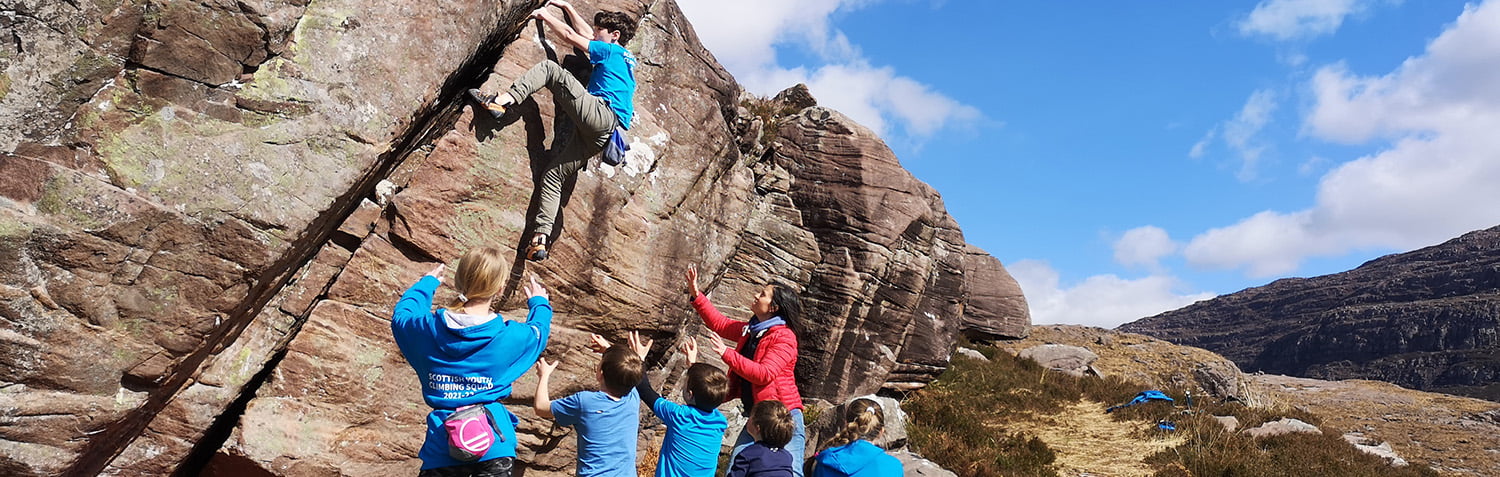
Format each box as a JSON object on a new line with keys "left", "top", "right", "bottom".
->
{"left": 0, "top": 0, "right": 1029, "bottom": 475}
{"left": 1119, "top": 225, "right": 1500, "bottom": 401}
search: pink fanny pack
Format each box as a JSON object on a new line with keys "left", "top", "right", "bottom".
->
{"left": 442, "top": 404, "right": 503, "bottom": 461}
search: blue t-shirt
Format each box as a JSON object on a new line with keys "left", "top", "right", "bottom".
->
{"left": 390, "top": 276, "right": 553, "bottom": 469}
{"left": 587, "top": 40, "right": 637, "bottom": 129}
{"left": 650, "top": 398, "right": 728, "bottom": 477}
{"left": 553, "top": 388, "right": 642, "bottom": 477}
{"left": 812, "top": 440, "right": 902, "bottom": 477}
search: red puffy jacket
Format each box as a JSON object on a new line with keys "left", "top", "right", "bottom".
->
{"left": 692, "top": 292, "right": 804, "bottom": 411}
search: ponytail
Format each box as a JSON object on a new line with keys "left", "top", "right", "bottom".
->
{"left": 820, "top": 398, "right": 884, "bottom": 450}
{"left": 449, "top": 247, "right": 506, "bottom": 308}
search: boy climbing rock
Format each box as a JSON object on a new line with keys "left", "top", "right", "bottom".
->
{"left": 469, "top": 0, "right": 637, "bottom": 261}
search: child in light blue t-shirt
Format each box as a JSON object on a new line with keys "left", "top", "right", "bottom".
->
{"left": 469, "top": 0, "right": 638, "bottom": 261}
{"left": 616, "top": 334, "right": 729, "bottom": 477}
{"left": 534, "top": 335, "right": 646, "bottom": 477}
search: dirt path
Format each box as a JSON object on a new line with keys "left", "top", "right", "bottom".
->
{"left": 1025, "top": 401, "right": 1186, "bottom": 477}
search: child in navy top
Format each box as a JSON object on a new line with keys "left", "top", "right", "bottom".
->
{"left": 730, "top": 400, "right": 796, "bottom": 477}
{"left": 391, "top": 247, "right": 552, "bottom": 476}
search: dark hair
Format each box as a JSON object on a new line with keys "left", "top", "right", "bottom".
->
{"left": 770, "top": 284, "right": 801, "bottom": 329}
{"left": 750, "top": 400, "right": 794, "bottom": 449}
{"left": 685, "top": 363, "right": 728, "bottom": 410}
{"left": 593, "top": 11, "right": 637, "bottom": 44}
{"left": 821, "top": 398, "right": 884, "bottom": 450}
{"left": 601, "top": 345, "right": 644, "bottom": 397}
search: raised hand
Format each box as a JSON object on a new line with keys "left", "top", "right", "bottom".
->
{"left": 523, "top": 273, "right": 549, "bottom": 300}
{"left": 424, "top": 263, "right": 446, "bottom": 283}
{"left": 707, "top": 334, "right": 730, "bottom": 356}
{"left": 589, "top": 333, "right": 611, "bottom": 353}
{"left": 537, "top": 357, "right": 559, "bottom": 376}
{"left": 628, "top": 331, "right": 653, "bottom": 360}
{"left": 679, "top": 338, "right": 699, "bottom": 364}
{"left": 685, "top": 265, "right": 702, "bottom": 297}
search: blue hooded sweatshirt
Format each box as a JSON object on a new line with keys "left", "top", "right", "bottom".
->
{"left": 391, "top": 276, "right": 553, "bottom": 469}
{"left": 812, "top": 440, "right": 902, "bottom": 477}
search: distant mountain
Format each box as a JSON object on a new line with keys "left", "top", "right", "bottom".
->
{"left": 1118, "top": 226, "right": 1500, "bottom": 401}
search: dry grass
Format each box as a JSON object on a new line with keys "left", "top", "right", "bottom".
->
{"left": 907, "top": 338, "right": 1446, "bottom": 476}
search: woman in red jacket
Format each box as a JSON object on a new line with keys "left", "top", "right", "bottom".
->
{"left": 686, "top": 266, "right": 808, "bottom": 476}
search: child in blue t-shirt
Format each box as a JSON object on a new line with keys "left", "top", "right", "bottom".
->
{"left": 391, "top": 247, "right": 553, "bottom": 477}
{"left": 469, "top": 0, "right": 638, "bottom": 261}
{"left": 597, "top": 333, "right": 729, "bottom": 477}
{"left": 731, "top": 400, "right": 796, "bottom": 477}
{"left": 534, "top": 335, "right": 645, "bottom": 477}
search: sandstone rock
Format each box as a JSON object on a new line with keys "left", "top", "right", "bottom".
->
{"left": 1344, "top": 433, "right": 1410, "bottom": 467}
{"left": 1243, "top": 418, "right": 1321, "bottom": 438}
{"left": 892, "top": 450, "right": 958, "bottom": 477}
{"left": 955, "top": 347, "right": 989, "bottom": 362}
{"left": 0, "top": 0, "right": 1032, "bottom": 474}
{"left": 806, "top": 395, "right": 909, "bottom": 453}
{"left": 1213, "top": 415, "right": 1240, "bottom": 432}
{"left": 1018, "top": 344, "right": 1099, "bottom": 377}
{"left": 1120, "top": 226, "right": 1500, "bottom": 401}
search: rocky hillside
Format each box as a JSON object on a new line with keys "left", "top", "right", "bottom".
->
{"left": 0, "top": 0, "right": 1028, "bottom": 475}
{"left": 1119, "top": 226, "right": 1500, "bottom": 401}
{"left": 1004, "top": 326, "right": 1500, "bottom": 476}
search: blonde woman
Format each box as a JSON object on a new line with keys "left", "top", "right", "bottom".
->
{"left": 391, "top": 247, "right": 552, "bottom": 477}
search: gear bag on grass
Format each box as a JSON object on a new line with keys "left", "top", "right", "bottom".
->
{"left": 443, "top": 404, "right": 504, "bottom": 461}
{"left": 601, "top": 126, "right": 629, "bottom": 166}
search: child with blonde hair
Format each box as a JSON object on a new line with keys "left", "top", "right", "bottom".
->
{"left": 811, "top": 398, "right": 902, "bottom": 477}
{"left": 391, "top": 247, "right": 553, "bottom": 477}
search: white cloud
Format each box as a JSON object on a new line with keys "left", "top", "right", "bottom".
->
{"left": 1186, "top": 1, "right": 1500, "bottom": 277}
{"left": 1114, "top": 226, "right": 1179, "bottom": 268}
{"left": 1010, "top": 260, "right": 1217, "bottom": 329}
{"left": 1237, "top": 0, "right": 1381, "bottom": 40}
{"left": 676, "top": 0, "right": 979, "bottom": 139}
{"left": 1224, "top": 89, "right": 1279, "bottom": 180}
{"left": 1190, "top": 89, "right": 1279, "bottom": 180}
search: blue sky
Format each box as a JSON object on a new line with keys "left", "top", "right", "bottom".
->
{"left": 676, "top": 0, "right": 1500, "bottom": 328}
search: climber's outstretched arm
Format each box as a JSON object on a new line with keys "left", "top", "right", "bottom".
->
{"left": 550, "top": 0, "right": 592, "bottom": 42}
{"left": 532, "top": 8, "right": 591, "bottom": 52}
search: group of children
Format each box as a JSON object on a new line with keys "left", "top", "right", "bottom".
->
{"left": 390, "top": 2, "right": 904, "bottom": 476}
{"left": 392, "top": 247, "right": 902, "bottom": 477}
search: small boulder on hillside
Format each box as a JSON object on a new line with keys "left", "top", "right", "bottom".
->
{"left": 1344, "top": 433, "right": 1410, "bottom": 467}
{"left": 1018, "top": 344, "right": 1099, "bottom": 377}
{"left": 1213, "top": 415, "right": 1240, "bottom": 432}
{"left": 956, "top": 347, "right": 989, "bottom": 362}
{"left": 1243, "top": 418, "right": 1321, "bottom": 438}
{"left": 892, "top": 450, "right": 958, "bottom": 477}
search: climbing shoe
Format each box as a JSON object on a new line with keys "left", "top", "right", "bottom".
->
{"left": 467, "top": 88, "right": 507, "bottom": 120}
{"left": 526, "top": 234, "right": 549, "bottom": 262}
